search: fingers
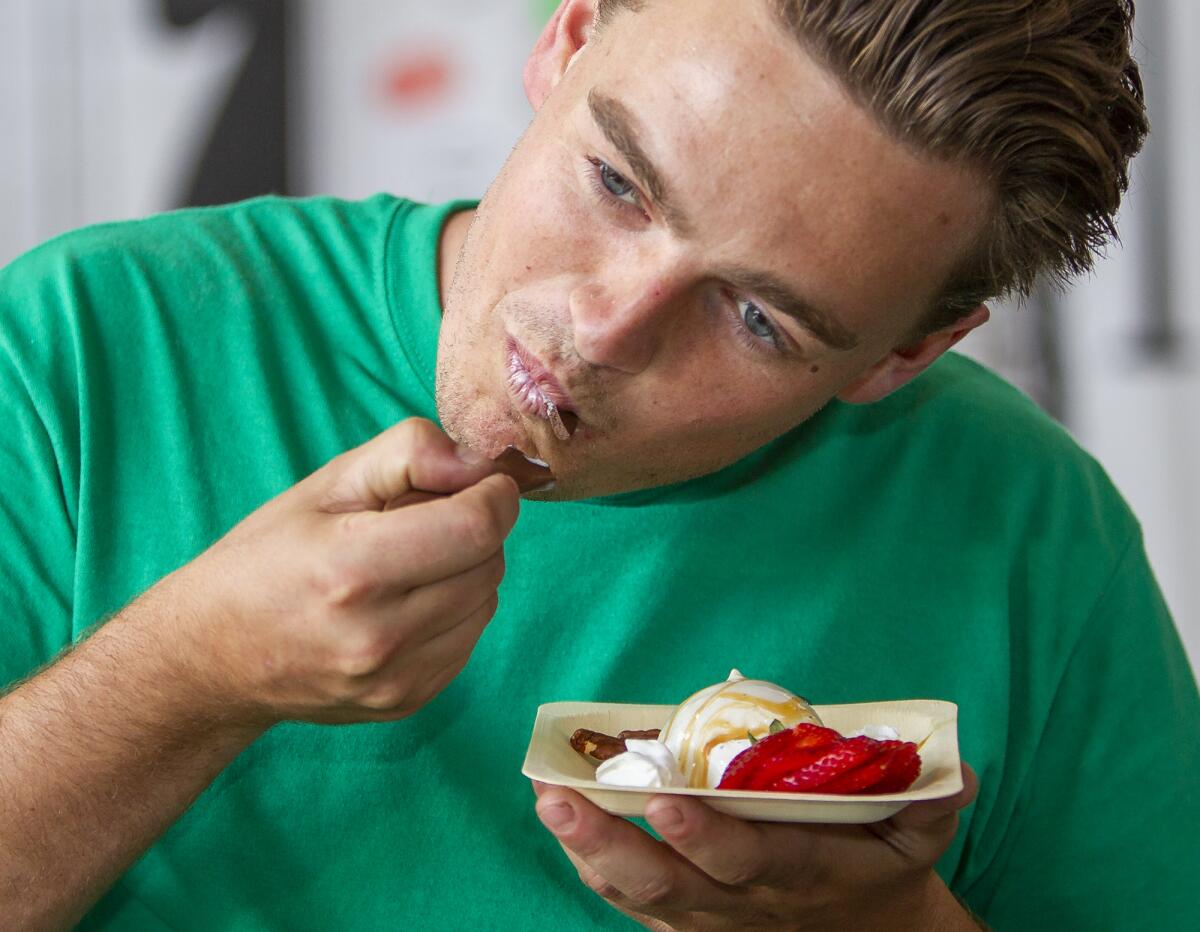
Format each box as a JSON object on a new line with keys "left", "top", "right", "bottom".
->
{"left": 363, "top": 594, "right": 499, "bottom": 718}
{"left": 410, "top": 591, "right": 498, "bottom": 676}
{"left": 321, "top": 418, "right": 497, "bottom": 512}
{"left": 392, "top": 551, "right": 506, "bottom": 642}
{"left": 342, "top": 472, "right": 520, "bottom": 590}
{"left": 535, "top": 787, "right": 731, "bottom": 916}
{"left": 408, "top": 596, "right": 498, "bottom": 698}
{"left": 645, "top": 795, "right": 821, "bottom": 890}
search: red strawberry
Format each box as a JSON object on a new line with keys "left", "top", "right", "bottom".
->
{"left": 716, "top": 722, "right": 923, "bottom": 796}
{"left": 869, "top": 743, "right": 922, "bottom": 793}
{"left": 765, "top": 736, "right": 882, "bottom": 792}
{"left": 818, "top": 741, "right": 922, "bottom": 794}
{"left": 717, "top": 724, "right": 841, "bottom": 790}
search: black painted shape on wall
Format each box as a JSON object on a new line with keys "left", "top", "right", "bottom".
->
{"left": 160, "top": 0, "right": 290, "bottom": 207}
{"left": 1131, "top": 3, "right": 1179, "bottom": 363}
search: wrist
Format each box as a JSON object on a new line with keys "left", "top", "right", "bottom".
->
{"left": 107, "top": 572, "right": 276, "bottom": 739}
{"left": 856, "top": 871, "right": 980, "bottom": 932}
{"left": 906, "top": 870, "right": 984, "bottom": 932}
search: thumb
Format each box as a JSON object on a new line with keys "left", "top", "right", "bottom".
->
{"left": 320, "top": 418, "right": 495, "bottom": 512}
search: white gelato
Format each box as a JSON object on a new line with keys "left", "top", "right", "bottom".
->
{"left": 659, "top": 670, "right": 823, "bottom": 788}
{"left": 595, "top": 739, "right": 686, "bottom": 789}
{"left": 704, "top": 738, "right": 753, "bottom": 789}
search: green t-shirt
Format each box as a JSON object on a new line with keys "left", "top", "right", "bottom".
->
{"left": 2, "top": 196, "right": 1197, "bottom": 931}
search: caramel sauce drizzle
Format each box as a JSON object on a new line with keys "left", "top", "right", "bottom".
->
{"left": 674, "top": 690, "right": 819, "bottom": 788}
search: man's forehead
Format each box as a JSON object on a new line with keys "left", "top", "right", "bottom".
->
{"left": 595, "top": 0, "right": 813, "bottom": 116}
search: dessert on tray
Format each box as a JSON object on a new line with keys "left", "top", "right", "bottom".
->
{"left": 569, "top": 671, "right": 922, "bottom": 795}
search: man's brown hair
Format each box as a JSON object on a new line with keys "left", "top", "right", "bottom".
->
{"left": 595, "top": 0, "right": 1149, "bottom": 332}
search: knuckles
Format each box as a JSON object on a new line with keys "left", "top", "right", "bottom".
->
{"left": 391, "top": 417, "right": 441, "bottom": 457}
{"left": 356, "top": 680, "right": 414, "bottom": 713}
{"left": 333, "top": 627, "right": 398, "bottom": 679}
{"left": 313, "top": 561, "right": 382, "bottom": 615}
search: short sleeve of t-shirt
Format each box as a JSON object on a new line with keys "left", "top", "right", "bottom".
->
{"left": 0, "top": 244, "right": 79, "bottom": 690}
{"left": 0, "top": 193, "right": 438, "bottom": 693}
{"left": 963, "top": 529, "right": 1200, "bottom": 930}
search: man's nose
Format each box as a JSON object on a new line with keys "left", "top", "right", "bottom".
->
{"left": 569, "top": 275, "right": 686, "bottom": 374}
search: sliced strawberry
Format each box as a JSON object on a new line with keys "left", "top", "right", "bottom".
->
{"left": 764, "top": 736, "right": 883, "bottom": 792}
{"left": 868, "top": 743, "right": 922, "bottom": 794}
{"left": 717, "top": 723, "right": 841, "bottom": 790}
{"left": 817, "top": 742, "right": 901, "bottom": 793}
{"left": 818, "top": 741, "right": 921, "bottom": 794}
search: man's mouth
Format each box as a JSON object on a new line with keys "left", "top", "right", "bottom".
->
{"left": 506, "top": 337, "right": 581, "bottom": 439}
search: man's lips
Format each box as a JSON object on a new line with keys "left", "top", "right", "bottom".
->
{"left": 505, "top": 337, "right": 581, "bottom": 432}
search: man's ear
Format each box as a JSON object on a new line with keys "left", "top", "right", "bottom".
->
{"left": 524, "top": 0, "right": 599, "bottom": 109}
{"left": 837, "top": 304, "right": 990, "bottom": 405}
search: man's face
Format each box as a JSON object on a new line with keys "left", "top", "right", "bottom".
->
{"left": 436, "top": 0, "right": 988, "bottom": 499}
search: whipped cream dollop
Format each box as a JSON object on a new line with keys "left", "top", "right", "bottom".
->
{"left": 660, "top": 670, "right": 823, "bottom": 788}
{"left": 595, "top": 739, "right": 686, "bottom": 789}
{"left": 846, "top": 724, "right": 900, "bottom": 741}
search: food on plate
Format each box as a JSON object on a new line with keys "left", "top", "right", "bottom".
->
{"left": 595, "top": 739, "right": 685, "bottom": 788}
{"left": 659, "top": 669, "right": 824, "bottom": 788}
{"left": 716, "top": 723, "right": 921, "bottom": 794}
{"left": 567, "top": 670, "right": 922, "bottom": 795}
{"left": 569, "top": 728, "right": 662, "bottom": 763}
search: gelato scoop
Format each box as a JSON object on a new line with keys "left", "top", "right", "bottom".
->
{"left": 660, "top": 670, "right": 823, "bottom": 788}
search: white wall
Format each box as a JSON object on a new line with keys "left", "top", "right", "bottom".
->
{"left": 0, "top": 0, "right": 250, "bottom": 263}
{"left": 296, "top": 0, "right": 538, "bottom": 202}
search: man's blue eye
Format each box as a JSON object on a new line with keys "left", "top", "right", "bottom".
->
{"left": 740, "top": 299, "right": 777, "bottom": 342}
{"left": 599, "top": 162, "right": 637, "bottom": 203}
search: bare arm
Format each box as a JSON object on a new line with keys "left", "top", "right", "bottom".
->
{"left": 0, "top": 593, "right": 264, "bottom": 930}
{"left": 0, "top": 419, "right": 524, "bottom": 930}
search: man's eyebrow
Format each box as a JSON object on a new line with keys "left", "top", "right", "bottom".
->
{"left": 587, "top": 89, "right": 693, "bottom": 235}
{"left": 722, "top": 267, "right": 860, "bottom": 351}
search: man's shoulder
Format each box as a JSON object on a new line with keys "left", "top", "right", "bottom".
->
{"left": 869, "top": 351, "right": 1105, "bottom": 475}
{"left": 891, "top": 351, "right": 1070, "bottom": 443}
{"left": 0, "top": 194, "right": 418, "bottom": 352}
{"left": 799, "top": 351, "right": 1138, "bottom": 544}
{"left": 0, "top": 194, "right": 424, "bottom": 401}
{"left": 2, "top": 194, "right": 408, "bottom": 283}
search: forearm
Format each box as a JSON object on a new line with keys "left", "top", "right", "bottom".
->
{"left": 0, "top": 592, "right": 266, "bottom": 930}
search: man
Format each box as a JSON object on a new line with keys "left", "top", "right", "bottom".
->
{"left": 1, "top": 0, "right": 1197, "bottom": 929}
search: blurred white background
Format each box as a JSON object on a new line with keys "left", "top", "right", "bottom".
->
{"left": 1, "top": 0, "right": 1196, "bottom": 667}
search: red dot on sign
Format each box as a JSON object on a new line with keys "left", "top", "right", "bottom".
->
{"left": 381, "top": 51, "right": 453, "bottom": 106}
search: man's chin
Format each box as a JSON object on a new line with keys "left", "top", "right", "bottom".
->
{"left": 526, "top": 461, "right": 697, "bottom": 502}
